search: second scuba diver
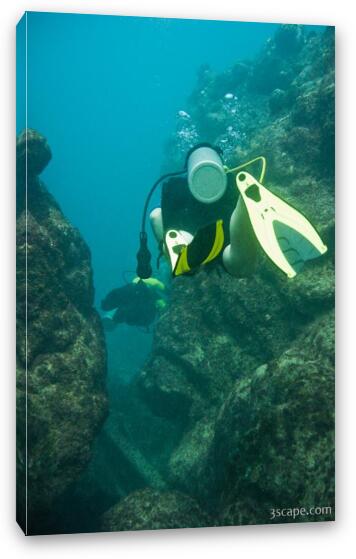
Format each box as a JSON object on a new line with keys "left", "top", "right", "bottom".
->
{"left": 101, "top": 276, "right": 166, "bottom": 331}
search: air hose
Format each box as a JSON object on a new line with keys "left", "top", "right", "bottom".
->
{"left": 225, "top": 155, "right": 266, "bottom": 183}
{"left": 136, "top": 170, "right": 186, "bottom": 278}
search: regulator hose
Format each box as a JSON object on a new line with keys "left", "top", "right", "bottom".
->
{"left": 136, "top": 170, "right": 185, "bottom": 278}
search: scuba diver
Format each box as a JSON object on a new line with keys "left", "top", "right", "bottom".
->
{"left": 101, "top": 276, "right": 166, "bottom": 332}
{"left": 136, "top": 143, "right": 327, "bottom": 281}
{"left": 103, "top": 143, "right": 327, "bottom": 330}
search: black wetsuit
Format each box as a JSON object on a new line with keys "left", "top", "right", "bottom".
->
{"left": 160, "top": 173, "right": 238, "bottom": 243}
{"left": 101, "top": 281, "right": 157, "bottom": 328}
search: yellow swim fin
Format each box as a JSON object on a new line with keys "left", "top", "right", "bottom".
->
{"left": 235, "top": 171, "right": 327, "bottom": 278}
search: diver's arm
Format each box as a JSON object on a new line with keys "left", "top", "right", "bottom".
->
{"left": 222, "top": 196, "right": 258, "bottom": 278}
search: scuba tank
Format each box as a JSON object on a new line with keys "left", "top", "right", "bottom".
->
{"left": 187, "top": 145, "right": 227, "bottom": 203}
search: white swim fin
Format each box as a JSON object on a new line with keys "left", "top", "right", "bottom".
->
{"left": 164, "top": 229, "right": 193, "bottom": 273}
{"left": 235, "top": 171, "right": 328, "bottom": 278}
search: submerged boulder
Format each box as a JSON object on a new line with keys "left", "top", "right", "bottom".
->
{"left": 16, "top": 128, "right": 52, "bottom": 188}
{"left": 167, "top": 415, "right": 216, "bottom": 501}
{"left": 137, "top": 265, "right": 300, "bottom": 429}
{"left": 101, "top": 488, "right": 211, "bottom": 532}
{"left": 16, "top": 129, "right": 108, "bottom": 534}
{"left": 274, "top": 24, "right": 305, "bottom": 56}
{"left": 212, "top": 310, "right": 335, "bottom": 525}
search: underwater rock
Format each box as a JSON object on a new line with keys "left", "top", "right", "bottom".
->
{"left": 274, "top": 24, "right": 305, "bottom": 56}
{"left": 248, "top": 38, "right": 295, "bottom": 96}
{"left": 211, "top": 310, "right": 334, "bottom": 525}
{"left": 16, "top": 129, "right": 108, "bottom": 533}
{"left": 167, "top": 415, "right": 216, "bottom": 501}
{"left": 16, "top": 128, "right": 52, "bottom": 179}
{"left": 101, "top": 488, "right": 211, "bottom": 532}
{"left": 209, "top": 71, "right": 241, "bottom": 100}
{"left": 274, "top": 221, "right": 335, "bottom": 318}
{"left": 93, "top": 418, "right": 167, "bottom": 497}
{"left": 248, "top": 26, "right": 304, "bottom": 95}
{"left": 229, "top": 62, "right": 250, "bottom": 85}
{"left": 139, "top": 236, "right": 334, "bottom": 513}
{"left": 248, "top": 29, "right": 334, "bottom": 183}
{"left": 136, "top": 211, "right": 334, "bottom": 516}
{"left": 249, "top": 56, "right": 294, "bottom": 96}
{"left": 16, "top": 128, "right": 52, "bottom": 216}
{"left": 269, "top": 88, "right": 288, "bottom": 115}
{"left": 137, "top": 265, "right": 304, "bottom": 436}
{"left": 290, "top": 77, "right": 335, "bottom": 178}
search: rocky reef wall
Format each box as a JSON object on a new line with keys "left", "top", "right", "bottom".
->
{"left": 16, "top": 130, "right": 108, "bottom": 534}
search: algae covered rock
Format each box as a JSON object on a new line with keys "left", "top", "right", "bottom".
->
{"left": 101, "top": 488, "right": 211, "bottom": 532}
{"left": 16, "top": 128, "right": 52, "bottom": 183}
{"left": 269, "top": 88, "right": 289, "bottom": 115}
{"left": 16, "top": 129, "right": 108, "bottom": 534}
{"left": 275, "top": 224, "right": 335, "bottom": 317}
{"left": 274, "top": 24, "right": 305, "bottom": 56}
{"left": 137, "top": 266, "right": 300, "bottom": 429}
{"left": 167, "top": 415, "right": 216, "bottom": 500}
{"left": 211, "top": 310, "right": 335, "bottom": 526}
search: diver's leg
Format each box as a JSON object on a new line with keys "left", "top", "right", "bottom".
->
{"left": 223, "top": 197, "right": 258, "bottom": 278}
{"left": 149, "top": 207, "right": 164, "bottom": 243}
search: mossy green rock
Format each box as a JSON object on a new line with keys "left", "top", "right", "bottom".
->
{"left": 16, "top": 130, "right": 108, "bottom": 534}
{"left": 211, "top": 310, "right": 335, "bottom": 525}
{"left": 101, "top": 488, "right": 211, "bottom": 532}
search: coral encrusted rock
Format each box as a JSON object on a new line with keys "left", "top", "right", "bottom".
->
{"left": 16, "top": 129, "right": 108, "bottom": 534}
{"left": 101, "top": 488, "right": 211, "bottom": 532}
{"left": 212, "top": 310, "right": 335, "bottom": 525}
